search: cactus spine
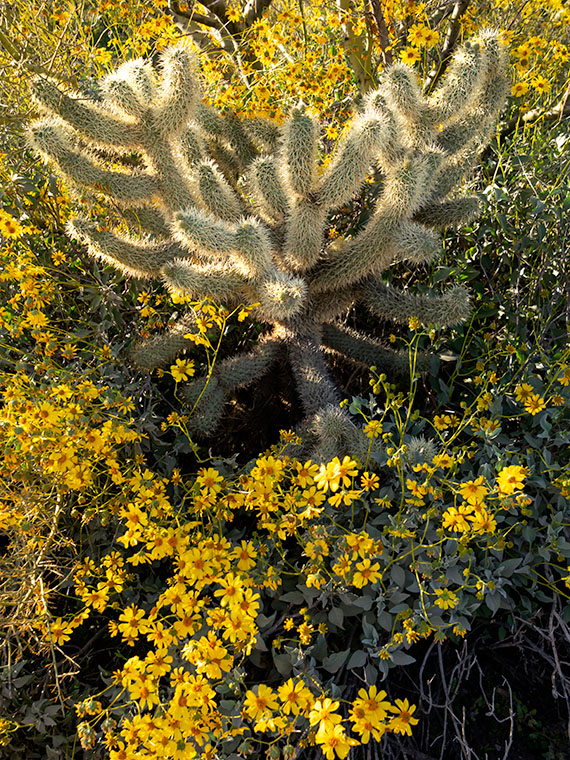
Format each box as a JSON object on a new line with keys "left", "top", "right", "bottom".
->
{"left": 28, "top": 35, "right": 507, "bottom": 458}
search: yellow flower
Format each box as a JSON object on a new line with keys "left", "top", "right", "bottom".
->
{"left": 170, "top": 358, "right": 195, "bottom": 382}
{"left": 293, "top": 459, "right": 319, "bottom": 487}
{"left": 298, "top": 622, "right": 314, "bottom": 645}
{"left": 315, "top": 455, "right": 358, "bottom": 492}
{"left": 309, "top": 697, "right": 342, "bottom": 732}
{"left": 226, "top": 6, "right": 241, "bottom": 22}
{"left": 515, "top": 382, "right": 534, "bottom": 402}
{"left": 524, "top": 393, "right": 546, "bottom": 415}
{"left": 400, "top": 47, "right": 421, "bottom": 64}
{"left": 48, "top": 617, "right": 75, "bottom": 645}
{"left": 352, "top": 558, "right": 382, "bottom": 588}
{"left": 363, "top": 420, "right": 382, "bottom": 438}
{"left": 315, "top": 723, "right": 359, "bottom": 759}
{"left": 496, "top": 465, "right": 528, "bottom": 495}
{"left": 277, "top": 678, "right": 313, "bottom": 715}
{"left": 388, "top": 698, "right": 419, "bottom": 736}
{"left": 233, "top": 540, "right": 257, "bottom": 571}
{"left": 243, "top": 685, "right": 278, "bottom": 721}
{"left": 557, "top": 366, "right": 570, "bottom": 386}
{"left": 117, "top": 605, "right": 147, "bottom": 640}
{"left": 408, "top": 315, "right": 420, "bottom": 330}
{"left": 442, "top": 505, "right": 472, "bottom": 533}
{"left": 433, "top": 588, "right": 459, "bottom": 610}
{"left": 531, "top": 74, "right": 551, "bottom": 94}
{"left": 0, "top": 213, "right": 23, "bottom": 238}
{"left": 468, "top": 508, "right": 497, "bottom": 534}
{"left": 421, "top": 28, "right": 440, "bottom": 48}
{"left": 407, "top": 23, "right": 427, "bottom": 46}
{"left": 353, "top": 685, "right": 392, "bottom": 723}
{"left": 196, "top": 467, "right": 224, "bottom": 492}
{"left": 511, "top": 81, "right": 529, "bottom": 97}
{"left": 360, "top": 472, "right": 380, "bottom": 491}
{"left": 214, "top": 573, "right": 244, "bottom": 606}
{"left": 433, "top": 414, "right": 453, "bottom": 431}
{"left": 329, "top": 488, "right": 361, "bottom": 508}
{"left": 458, "top": 476, "right": 488, "bottom": 506}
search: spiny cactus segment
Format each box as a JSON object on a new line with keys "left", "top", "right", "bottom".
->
{"left": 28, "top": 33, "right": 507, "bottom": 458}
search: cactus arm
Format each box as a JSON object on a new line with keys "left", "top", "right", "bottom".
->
{"left": 283, "top": 199, "right": 327, "bottom": 271}
{"left": 244, "top": 117, "right": 281, "bottom": 153}
{"left": 182, "top": 337, "right": 283, "bottom": 434}
{"left": 222, "top": 112, "right": 258, "bottom": 168}
{"left": 143, "top": 138, "right": 199, "bottom": 214}
{"left": 205, "top": 140, "right": 242, "bottom": 187}
{"left": 179, "top": 124, "right": 206, "bottom": 167}
{"left": 183, "top": 375, "right": 226, "bottom": 435}
{"left": 153, "top": 46, "right": 200, "bottom": 136}
{"left": 316, "top": 110, "right": 390, "bottom": 211}
{"left": 413, "top": 196, "right": 479, "bottom": 228}
{"left": 426, "top": 149, "right": 478, "bottom": 203}
{"left": 196, "top": 160, "right": 243, "bottom": 222}
{"left": 216, "top": 335, "right": 282, "bottom": 391}
{"left": 161, "top": 259, "right": 248, "bottom": 303}
{"left": 426, "top": 39, "right": 485, "bottom": 124}
{"left": 31, "top": 79, "right": 141, "bottom": 148}
{"left": 313, "top": 287, "right": 360, "bottom": 323}
{"left": 382, "top": 62, "right": 427, "bottom": 124}
{"left": 28, "top": 121, "right": 159, "bottom": 206}
{"left": 361, "top": 279, "right": 471, "bottom": 327}
{"left": 322, "top": 322, "right": 415, "bottom": 374}
{"left": 307, "top": 406, "right": 373, "bottom": 464}
{"left": 68, "top": 217, "right": 187, "bottom": 278}
{"left": 248, "top": 156, "right": 290, "bottom": 222}
{"left": 173, "top": 207, "right": 237, "bottom": 257}
{"left": 122, "top": 206, "right": 172, "bottom": 238}
{"left": 255, "top": 272, "right": 307, "bottom": 322}
{"left": 283, "top": 326, "right": 342, "bottom": 416}
{"left": 280, "top": 109, "right": 319, "bottom": 198}
{"left": 194, "top": 102, "right": 228, "bottom": 141}
{"left": 132, "top": 312, "right": 199, "bottom": 369}
{"left": 173, "top": 209, "right": 274, "bottom": 277}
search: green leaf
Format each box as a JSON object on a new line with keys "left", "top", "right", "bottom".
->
{"left": 347, "top": 650, "right": 367, "bottom": 669}
{"left": 328, "top": 607, "right": 344, "bottom": 629}
{"left": 390, "top": 650, "right": 416, "bottom": 666}
{"left": 390, "top": 565, "right": 406, "bottom": 588}
{"left": 279, "top": 591, "right": 305, "bottom": 604}
{"left": 323, "top": 648, "right": 350, "bottom": 673}
{"left": 273, "top": 652, "right": 292, "bottom": 677}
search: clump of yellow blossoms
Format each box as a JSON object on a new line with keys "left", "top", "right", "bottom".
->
{"left": 59, "top": 440, "right": 429, "bottom": 758}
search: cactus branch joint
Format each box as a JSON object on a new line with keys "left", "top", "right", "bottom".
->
{"left": 28, "top": 34, "right": 507, "bottom": 458}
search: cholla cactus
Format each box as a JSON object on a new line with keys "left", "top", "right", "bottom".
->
{"left": 28, "top": 35, "right": 507, "bottom": 457}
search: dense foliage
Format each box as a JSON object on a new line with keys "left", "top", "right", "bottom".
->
{"left": 0, "top": 2, "right": 569, "bottom": 759}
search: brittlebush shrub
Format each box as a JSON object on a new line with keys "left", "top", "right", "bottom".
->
{"left": 0, "top": 1, "right": 569, "bottom": 757}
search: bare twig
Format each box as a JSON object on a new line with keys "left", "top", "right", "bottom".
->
{"left": 423, "top": 1, "right": 471, "bottom": 95}
{"left": 369, "top": 0, "right": 393, "bottom": 66}
{"left": 337, "top": 0, "right": 376, "bottom": 93}
{"left": 499, "top": 86, "right": 570, "bottom": 141}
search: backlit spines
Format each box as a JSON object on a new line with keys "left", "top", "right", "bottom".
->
{"left": 316, "top": 110, "right": 389, "bottom": 210}
{"left": 27, "top": 120, "right": 159, "bottom": 206}
{"left": 67, "top": 217, "right": 184, "bottom": 279}
{"left": 31, "top": 78, "right": 139, "bottom": 148}
{"left": 161, "top": 259, "right": 246, "bottom": 303}
{"left": 133, "top": 312, "right": 199, "bottom": 369}
{"left": 362, "top": 280, "right": 471, "bottom": 327}
{"left": 248, "top": 156, "right": 290, "bottom": 222}
{"left": 154, "top": 46, "right": 200, "bottom": 136}
{"left": 280, "top": 108, "right": 319, "bottom": 198}
{"left": 28, "top": 34, "right": 507, "bottom": 459}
